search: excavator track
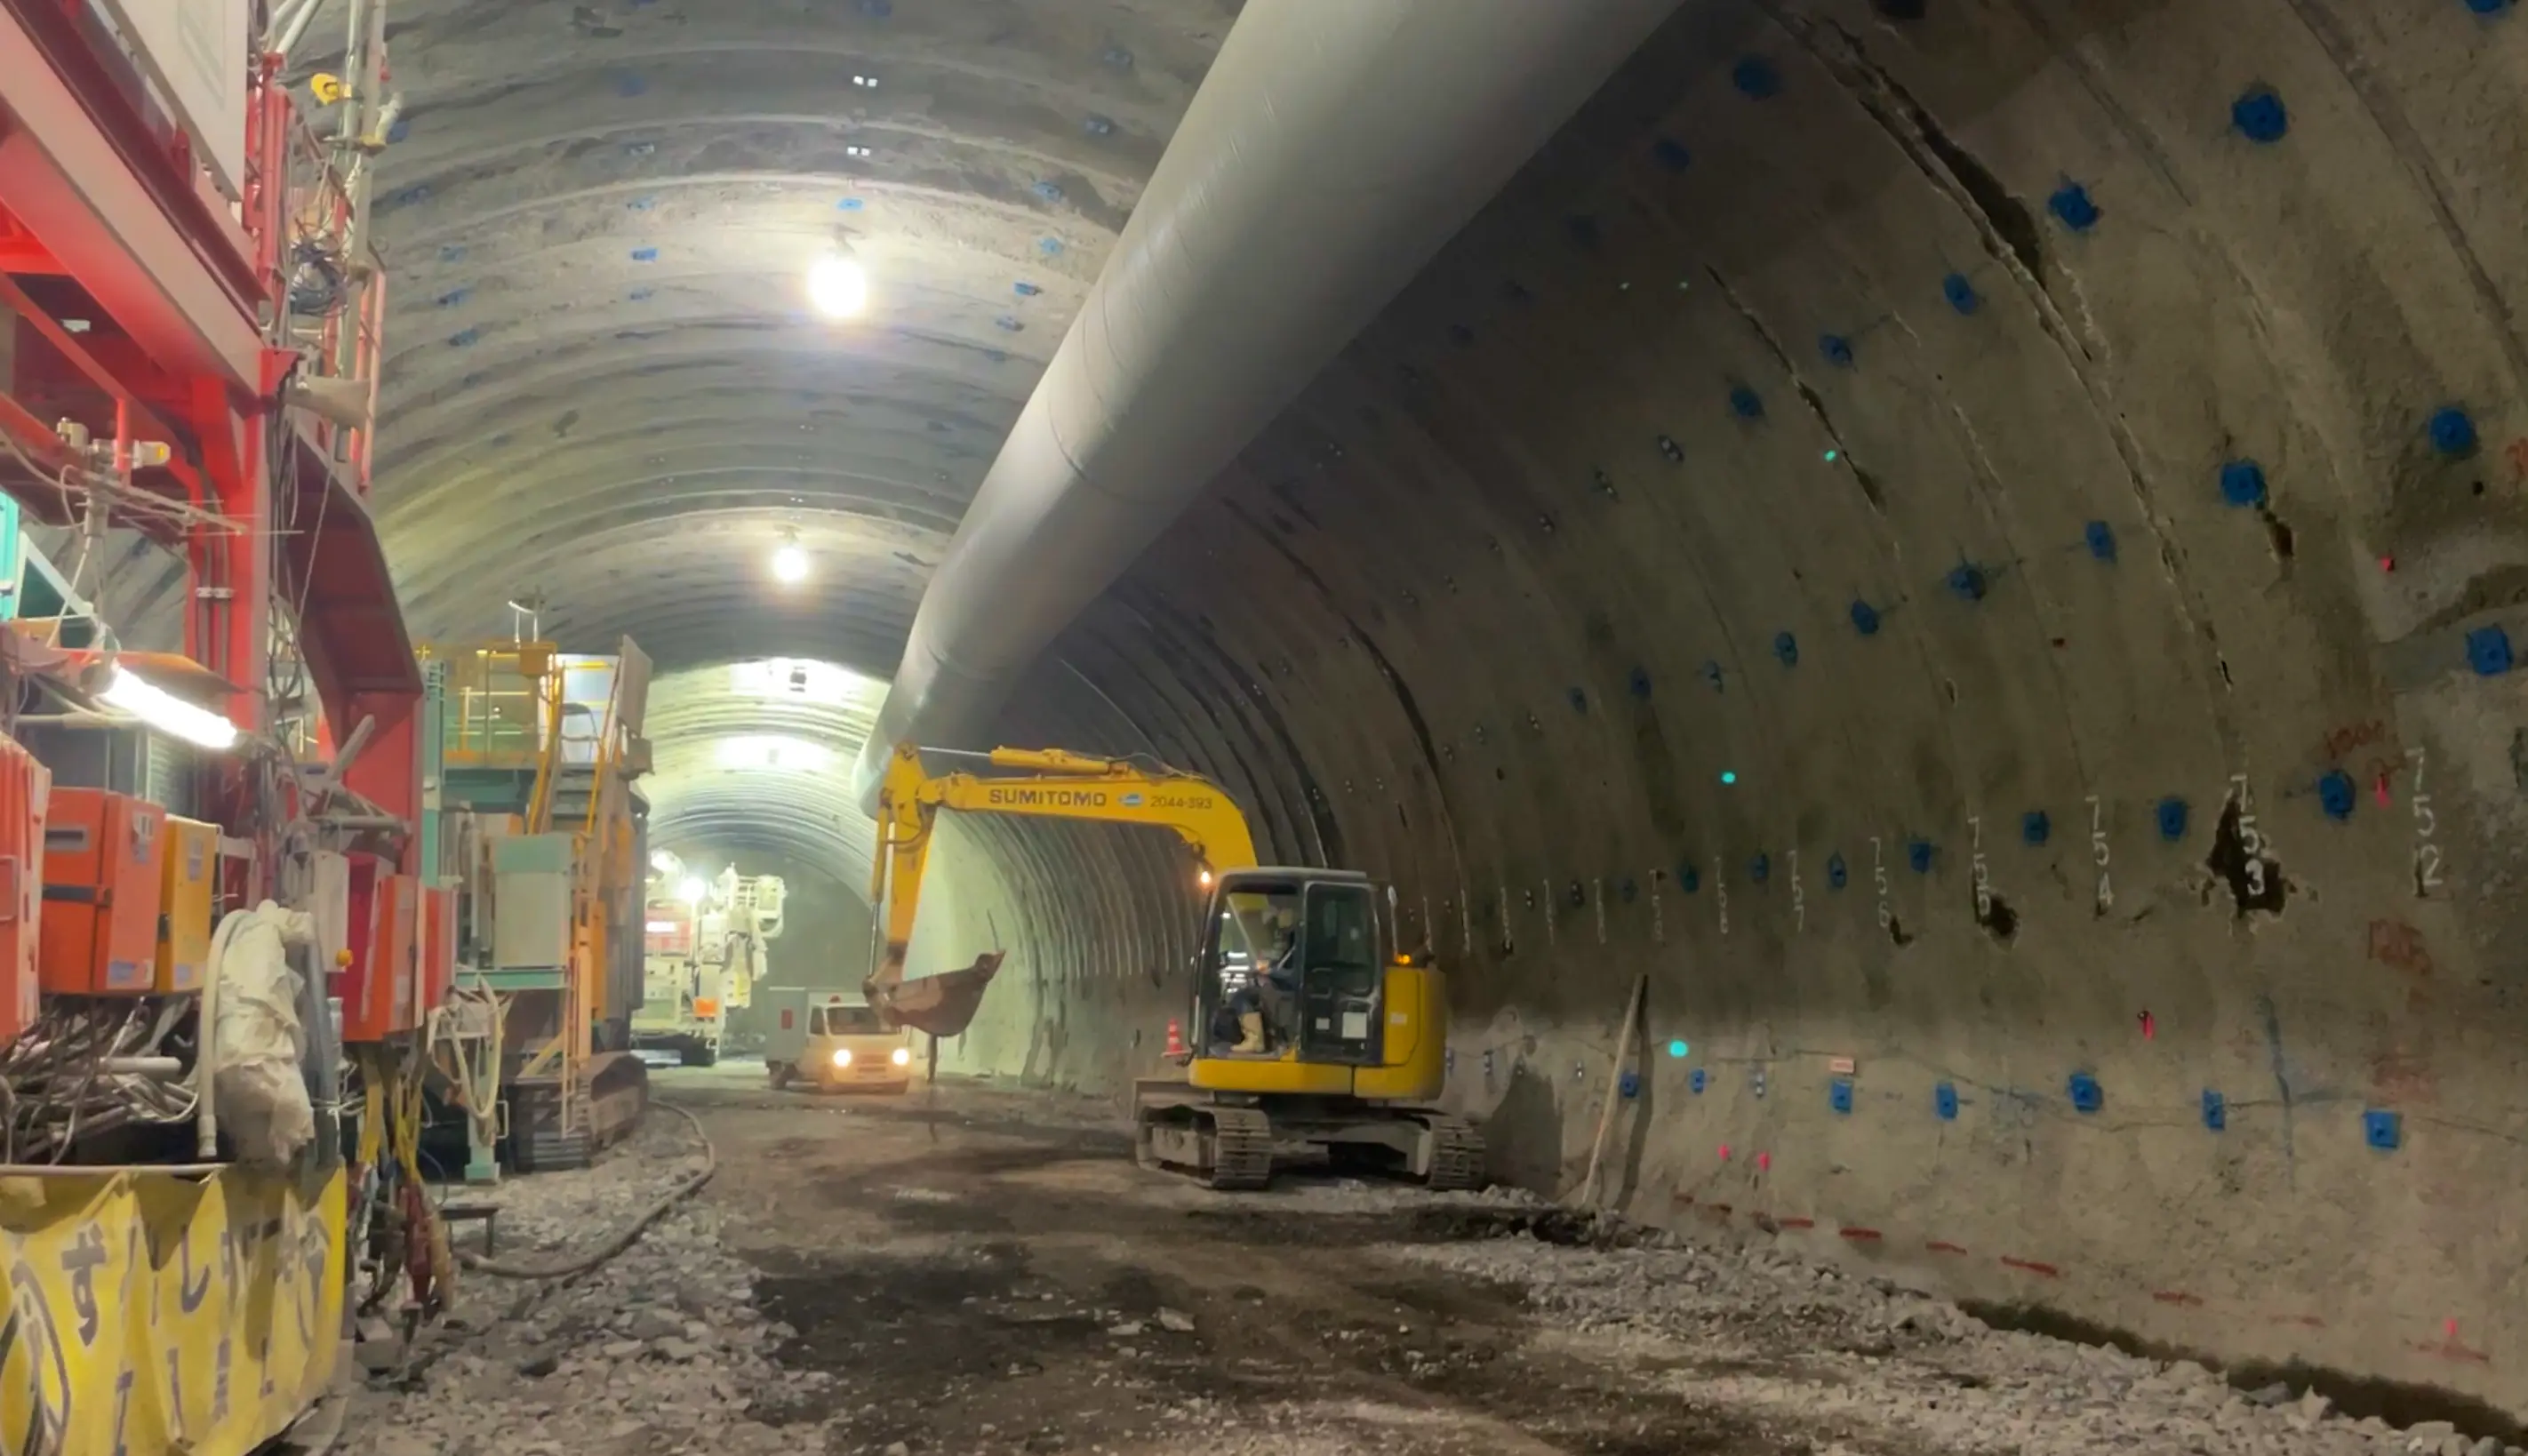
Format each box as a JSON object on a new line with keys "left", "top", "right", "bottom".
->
{"left": 1204, "top": 1106, "right": 1274, "bottom": 1190}
{"left": 1135, "top": 1093, "right": 1275, "bottom": 1189}
{"left": 1418, "top": 1113, "right": 1487, "bottom": 1191}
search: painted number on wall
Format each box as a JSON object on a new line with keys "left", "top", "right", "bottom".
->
{"left": 2085, "top": 794, "right": 2112, "bottom": 913}
{"left": 2406, "top": 748, "right": 2443, "bottom": 897}
{"left": 1870, "top": 836, "right": 1892, "bottom": 930}
{"left": 1967, "top": 815, "right": 1993, "bottom": 920}
{"left": 2228, "top": 773, "right": 2268, "bottom": 899}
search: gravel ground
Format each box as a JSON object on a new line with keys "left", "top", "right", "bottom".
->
{"left": 1378, "top": 1214, "right": 2523, "bottom": 1456}
{"left": 340, "top": 1113, "right": 834, "bottom": 1456}
{"left": 332, "top": 1076, "right": 2526, "bottom": 1456}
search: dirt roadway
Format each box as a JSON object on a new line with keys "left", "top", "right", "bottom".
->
{"left": 345, "top": 1068, "right": 2508, "bottom": 1456}
{"left": 683, "top": 1065, "right": 1802, "bottom": 1456}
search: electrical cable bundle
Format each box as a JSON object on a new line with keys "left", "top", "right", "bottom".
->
{"left": 349, "top": 1044, "right": 452, "bottom": 1316}
{"left": 0, "top": 998, "right": 199, "bottom": 1163}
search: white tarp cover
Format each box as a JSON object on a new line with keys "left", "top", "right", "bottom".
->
{"left": 211, "top": 900, "right": 316, "bottom": 1166}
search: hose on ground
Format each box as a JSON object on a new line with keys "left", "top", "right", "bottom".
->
{"left": 456, "top": 1100, "right": 716, "bottom": 1280}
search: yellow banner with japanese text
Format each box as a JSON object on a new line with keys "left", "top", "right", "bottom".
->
{"left": 0, "top": 1164, "right": 345, "bottom": 1455}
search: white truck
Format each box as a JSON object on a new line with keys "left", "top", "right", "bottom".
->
{"left": 635, "top": 868, "right": 783, "bottom": 1066}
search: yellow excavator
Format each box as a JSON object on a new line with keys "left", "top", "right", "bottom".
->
{"left": 865, "top": 742, "right": 1484, "bottom": 1190}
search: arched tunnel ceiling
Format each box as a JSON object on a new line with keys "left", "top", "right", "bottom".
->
{"left": 332, "top": 0, "right": 1238, "bottom": 876}
{"left": 639, "top": 655, "right": 887, "bottom": 884}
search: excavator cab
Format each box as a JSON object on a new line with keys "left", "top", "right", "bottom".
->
{"left": 1194, "top": 869, "right": 1386, "bottom": 1066}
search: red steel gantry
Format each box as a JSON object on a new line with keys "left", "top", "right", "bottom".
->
{"left": 0, "top": 0, "right": 420, "bottom": 881}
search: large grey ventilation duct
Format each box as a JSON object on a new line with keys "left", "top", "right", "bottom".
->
{"left": 852, "top": 0, "right": 1682, "bottom": 809}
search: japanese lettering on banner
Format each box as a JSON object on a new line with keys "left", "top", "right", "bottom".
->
{"left": 0, "top": 1164, "right": 345, "bottom": 1455}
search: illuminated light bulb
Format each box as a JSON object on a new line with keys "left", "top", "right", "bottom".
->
{"left": 771, "top": 540, "right": 808, "bottom": 584}
{"left": 1667, "top": 1039, "right": 1689, "bottom": 1059}
{"left": 677, "top": 877, "right": 706, "bottom": 903}
{"left": 100, "top": 667, "right": 238, "bottom": 750}
{"left": 1196, "top": 868, "right": 1213, "bottom": 888}
{"left": 1719, "top": 771, "right": 1737, "bottom": 786}
{"left": 806, "top": 253, "right": 867, "bottom": 318}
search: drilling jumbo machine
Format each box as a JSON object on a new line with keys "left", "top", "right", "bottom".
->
{"left": 865, "top": 743, "right": 1484, "bottom": 1190}
{"left": 636, "top": 860, "right": 782, "bottom": 1068}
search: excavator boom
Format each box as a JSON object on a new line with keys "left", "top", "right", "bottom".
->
{"left": 863, "top": 743, "right": 1258, "bottom": 1036}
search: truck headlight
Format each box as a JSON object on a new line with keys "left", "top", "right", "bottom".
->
{"left": 830, "top": 1048, "right": 852, "bottom": 1068}
{"left": 891, "top": 1046, "right": 911, "bottom": 1067}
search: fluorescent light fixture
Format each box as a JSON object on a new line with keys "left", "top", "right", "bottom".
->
{"left": 807, "top": 253, "right": 867, "bottom": 318}
{"left": 771, "top": 540, "right": 809, "bottom": 584}
{"left": 644, "top": 920, "right": 679, "bottom": 933}
{"left": 100, "top": 667, "right": 237, "bottom": 750}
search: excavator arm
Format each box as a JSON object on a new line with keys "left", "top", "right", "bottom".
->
{"left": 863, "top": 743, "right": 1260, "bottom": 1036}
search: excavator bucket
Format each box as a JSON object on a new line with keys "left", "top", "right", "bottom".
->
{"left": 866, "top": 950, "right": 1006, "bottom": 1037}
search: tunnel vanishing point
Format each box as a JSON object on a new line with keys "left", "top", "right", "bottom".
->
{"left": 324, "top": 0, "right": 2528, "bottom": 1423}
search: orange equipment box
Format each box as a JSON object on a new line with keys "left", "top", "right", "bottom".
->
{"left": 417, "top": 884, "right": 455, "bottom": 1016}
{"left": 41, "top": 788, "right": 165, "bottom": 995}
{"left": 339, "top": 857, "right": 417, "bottom": 1042}
{"left": 644, "top": 900, "right": 692, "bottom": 956}
{"left": 0, "top": 739, "right": 48, "bottom": 1039}
{"left": 338, "top": 855, "right": 384, "bottom": 1040}
{"left": 155, "top": 815, "right": 218, "bottom": 993}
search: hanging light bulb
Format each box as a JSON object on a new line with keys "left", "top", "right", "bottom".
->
{"left": 806, "top": 252, "right": 867, "bottom": 318}
{"left": 771, "top": 532, "right": 808, "bottom": 585}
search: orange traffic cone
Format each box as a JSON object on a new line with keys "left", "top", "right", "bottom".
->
{"left": 1164, "top": 1019, "right": 1187, "bottom": 1060}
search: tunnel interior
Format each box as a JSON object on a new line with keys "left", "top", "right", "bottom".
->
{"left": 291, "top": 0, "right": 2528, "bottom": 1420}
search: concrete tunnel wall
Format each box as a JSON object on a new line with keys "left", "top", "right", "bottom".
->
{"left": 898, "top": 0, "right": 2528, "bottom": 1423}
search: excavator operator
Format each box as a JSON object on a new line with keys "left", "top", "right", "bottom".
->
{"left": 1218, "top": 908, "right": 1300, "bottom": 1053}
